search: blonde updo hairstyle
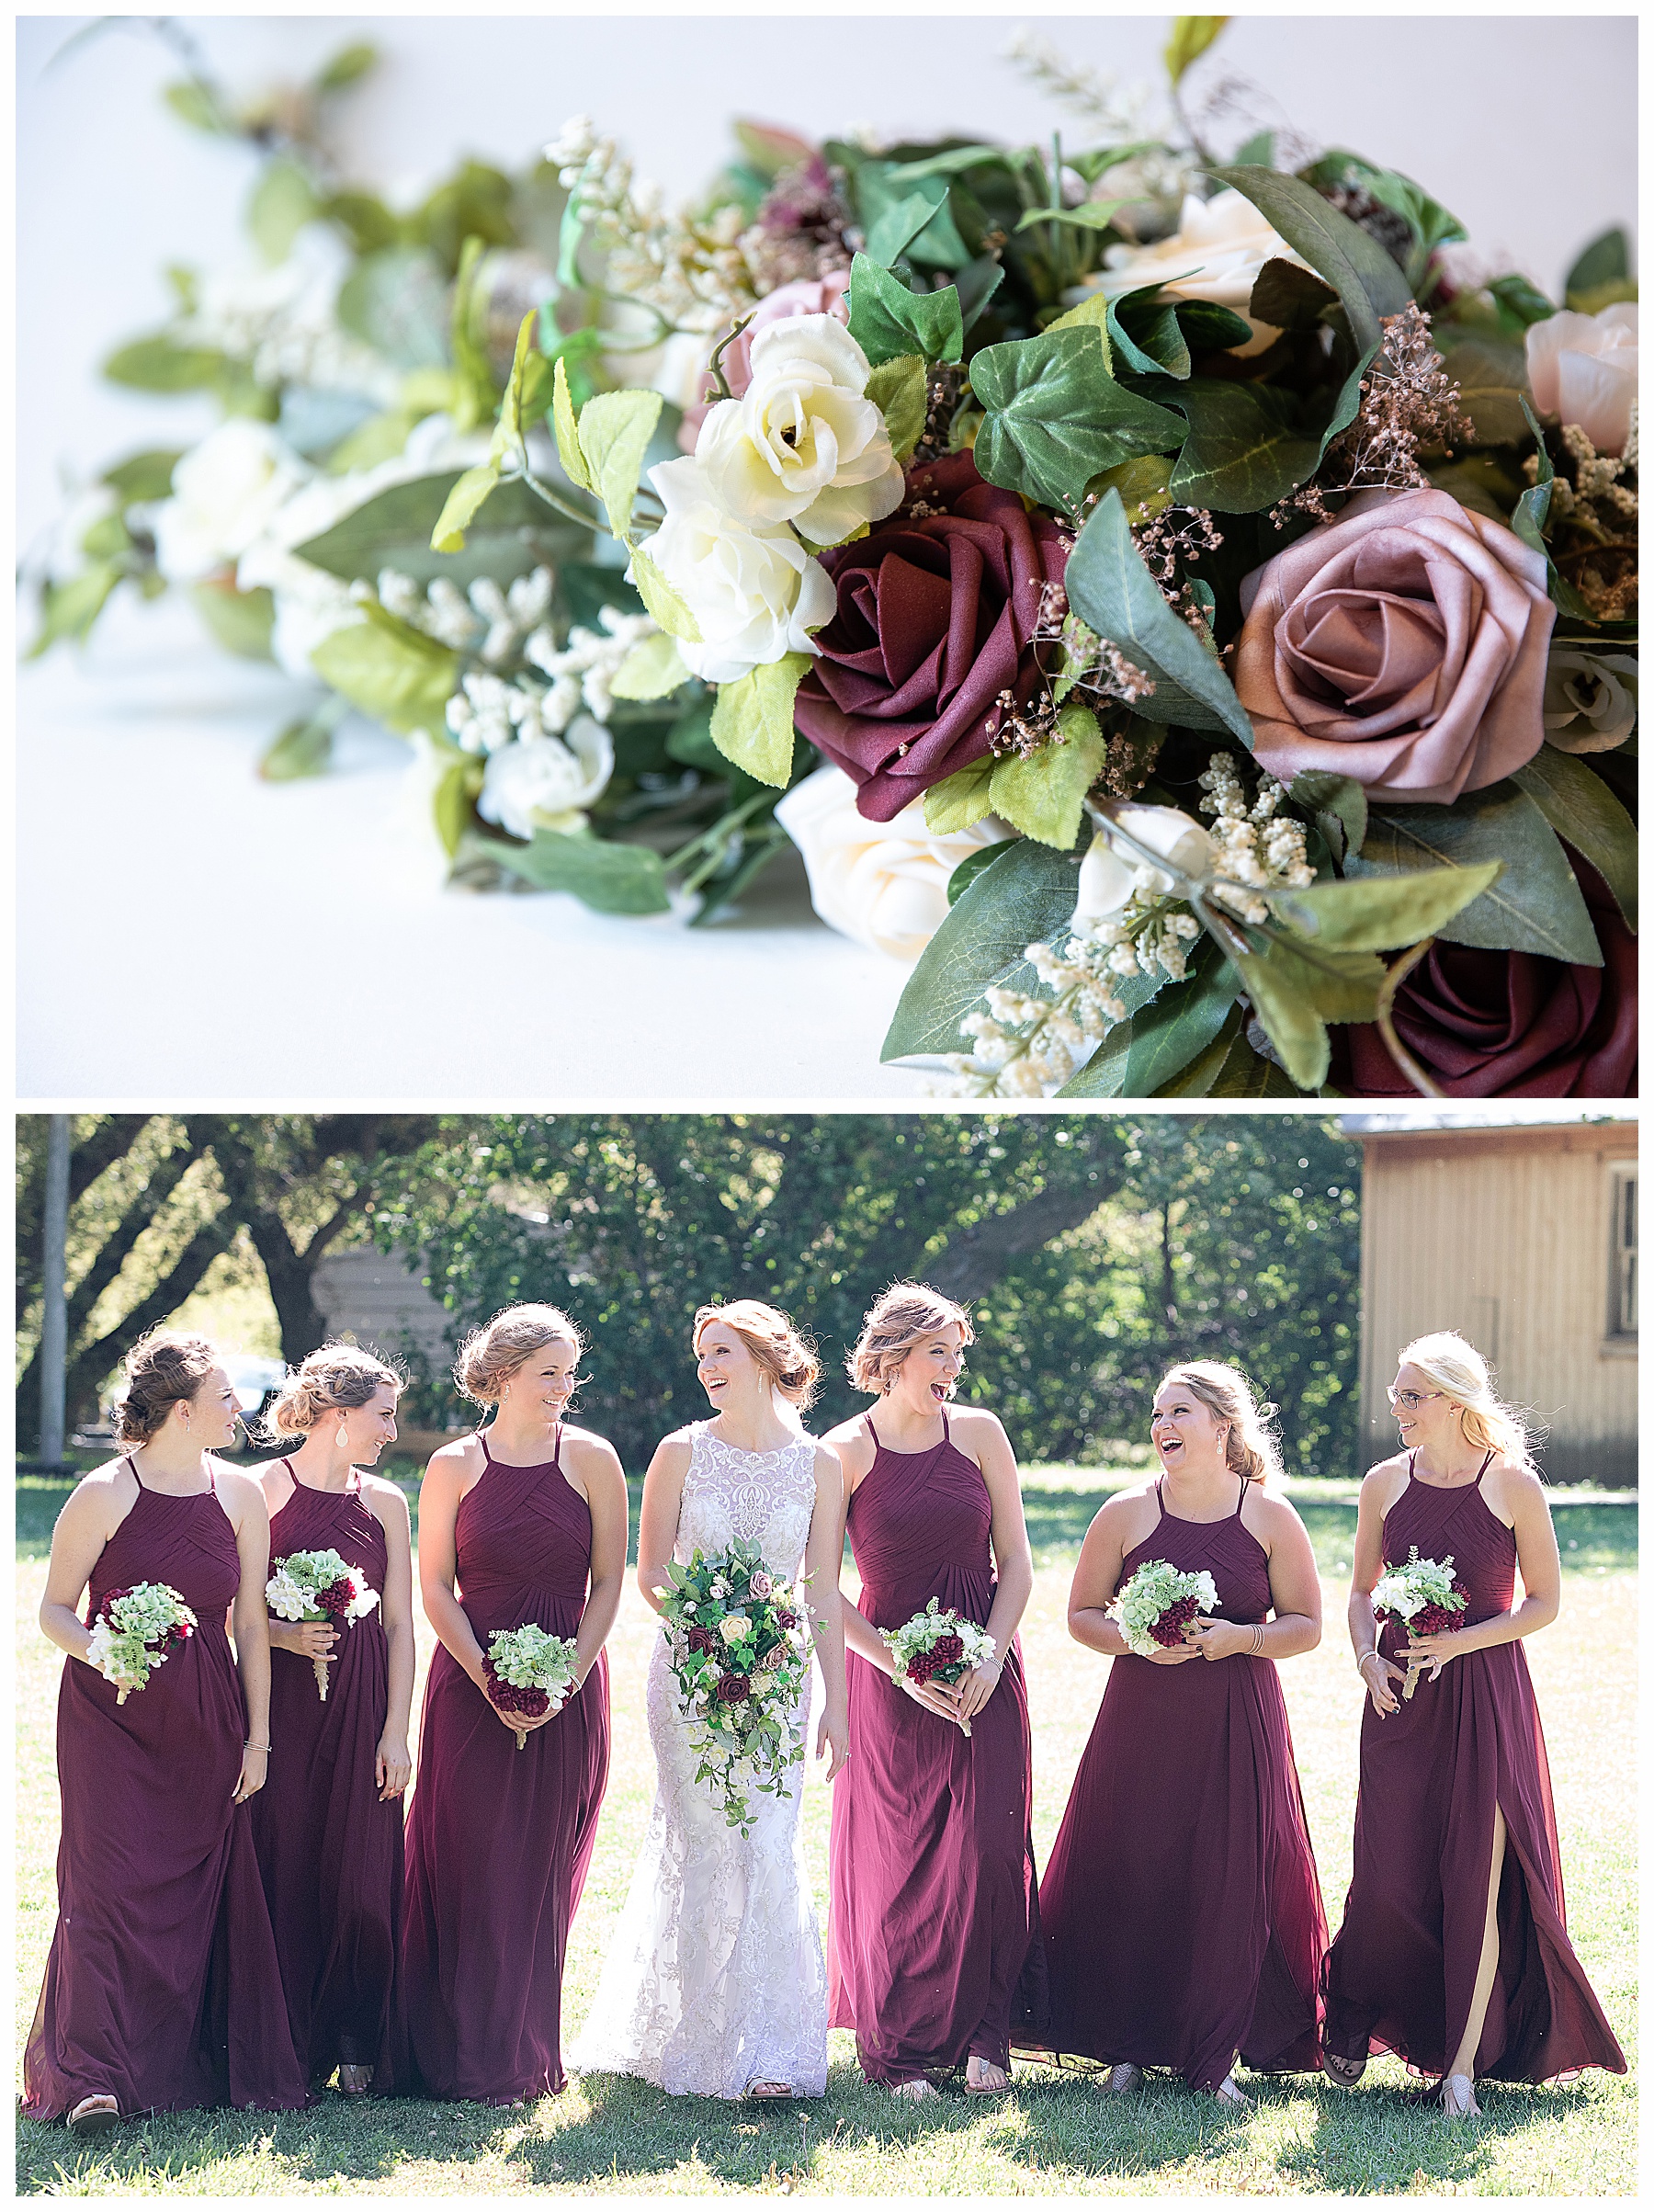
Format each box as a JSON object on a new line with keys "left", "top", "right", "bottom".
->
{"left": 1397, "top": 1331, "right": 1535, "bottom": 1470}
{"left": 113, "top": 1329, "right": 221, "bottom": 1446}
{"left": 1157, "top": 1361, "right": 1284, "bottom": 1488}
{"left": 848, "top": 1282, "right": 975, "bottom": 1396}
{"left": 454, "top": 1303, "right": 584, "bottom": 1409}
{"left": 693, "top": 1299, "right": 821, "bottom": 1412}
{"left": 261, "top": 1342, "right": 405, "bottom": 1441}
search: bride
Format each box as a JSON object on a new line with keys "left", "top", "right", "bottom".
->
{"left": 571, "top": 1300, "right": 849, "bottom": 2099}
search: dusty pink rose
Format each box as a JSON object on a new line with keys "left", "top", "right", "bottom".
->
{"left": 677, "top": 272, "right": 854, "bottom": 451}
{"left": 749, "top": 1571, "right": 774, "bottom": 1599}
{"left": 1233, "top": 487, "right": 1555, "bottom": 804}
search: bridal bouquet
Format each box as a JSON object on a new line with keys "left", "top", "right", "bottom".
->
{"left": 882, "top": 1597, "right": 997, "bottom": 1737}
{"left": 659, "top": 1538, "right": 812, "bottom": 1834}
{"left": 483, "top": 1622, "right": 580, "bottom": 1748}
{"left": 1114, "top": 1559, "right": 1220, "bottom": 1657}
{"left": 85, "top": 1582, "right": 198, "bottom": 1704}
{"left": 266, "top": 1546, "right": 380, "bottom": 1700}
{"left": 1370, "top": 1546, "right": 1469, "bottom": 1698}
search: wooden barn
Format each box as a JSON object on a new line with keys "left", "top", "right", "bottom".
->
{"left": 1348, "top": 1112, "right": 1637, "bottom": 1487}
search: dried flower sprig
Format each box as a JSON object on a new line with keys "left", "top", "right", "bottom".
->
{"left": 1271, "top": 303, "right": 1471, "bottom": 527}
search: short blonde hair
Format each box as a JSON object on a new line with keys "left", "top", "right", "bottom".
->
{"left": 114, "top": 1329, "right": 221, "bottom": 1445}
{"left": 1397, "top": 1332, "right": 1535, "bottom": 1470}
{"left": 454, "top": 1303, "right": 583, "bottom": 1408}
{"left": 261, "top": 1342, "right": 404, "bottom": 1441}
{"left": 694, "top": 1300, "right": 821, "bottom": 1412}
{"left": 847, "top": 1282, "right": 974, "bottom": 1396}
{"left": 1156, "top": 1361, "right": 1283, "bottom": 1487}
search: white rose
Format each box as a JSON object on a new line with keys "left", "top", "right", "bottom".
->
{"left": 719, "top": 1614, "right": 752, "bottom": 1644}
{"left": 695, "top": 314, "right": 905, "bottom": 544}
{"left": 153, "top": 419, "right": 311, "bottom": 584}
{"left": 476, "top": 715, "right": 614, "bottom": 838}
{"left": 1081, "top": 190, "right": 1311, "bottom": 357}
{"left": 1525, "top": 302, "right": 1638, "bottom": 457}
{"left": 640, "top": 455, "right": 835, "bottom": 684}
{"left": 1073, "top": 804, "right": 1215, "bottom": 925}
{"left": 775, "top": 765, "right": 1013, "bottom": 962}
{"left": 1542, "top": 648, "right": 1638, "bottom": 754}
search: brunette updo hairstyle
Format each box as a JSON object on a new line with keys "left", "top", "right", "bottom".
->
{"left": 261, "top": 1342, "right": 405, "bottom": 1442}
{"left": 848, "top": 1282, "right": 974, "bottom": 1396}
{"left": 1156, "top": 1361, "right": 1284, "bottom": 1488}
{"left": 453, "top": 1303, "right": 584, "bottom": 1409}
{"left": 113, "top": 1329, "right": 221, "bottom": 1446}
{"left": 693, "top": 1300, "right": 821, "bottom": 1412}
{"left": 1397, "top": 1331, "right": 1536, "bottom": 1470}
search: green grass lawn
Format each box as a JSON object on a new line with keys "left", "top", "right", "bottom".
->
{"left": 15, "top": 1473, "right": 1637, "bottom": 2195}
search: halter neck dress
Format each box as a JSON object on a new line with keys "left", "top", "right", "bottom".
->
{"left": 1322, "top": 1455, "right": 1626, "bottom": 2082}
{"left": 23, "top": 1458, "right": 307, "bottom": 2119}
{"left": 248, "top": 1465, "right": 403, "bottom": 2090}
{"left": 1028, "top": 1476, "right": 1327, "bottom": 2092}
{"left": 397, "top": 1429, "right": 611, "bottom": 2102}
{"left": 828, "top": 1412, "right": 1045, "bottom": 2084}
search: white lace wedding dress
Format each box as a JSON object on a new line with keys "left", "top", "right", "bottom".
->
{"left": 571, "top": 1424, "right": 829, "bottom": 2098}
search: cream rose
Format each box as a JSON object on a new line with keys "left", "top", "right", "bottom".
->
{"left": 1073, "top": 805, "right": 1216, "bottom": 926}
{"left": 775, "top": 764, "right": 1013, "bottom": 962}
{"left": 640, "top": 455, "right": 835, "bottom": 684}
{"left": 1525, "top": 302, "right": 1637, "bottom": 457}
{"left": 476, "top": 715, "right": 615, "bottom": 839}
{"left": 153, "top": 418, "right": 310, "bottom": 584}
{"left": 1084, "top": 190, "right": 1311, "bottom": 357}
{"left": 695, "top": 314, "right": 905, "bottom": 544}
{"left": 1542, "top": 648, "right": 1638, "bottom": 754}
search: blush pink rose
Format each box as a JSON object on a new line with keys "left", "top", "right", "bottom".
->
{"left": 1232, "top": 487, "right": 1555, "bottom": 805}
{"left": 677, "top": 271, "right": 853, "bottom": 451}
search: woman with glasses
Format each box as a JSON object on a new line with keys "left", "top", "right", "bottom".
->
{"left": 1322, "top": 1333, "right": 1626, "bottom": 2116}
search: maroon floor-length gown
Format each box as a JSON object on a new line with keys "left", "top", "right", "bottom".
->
{"left": 1322, "top": 1458, "right": 1626, "bottom": 2083}
{"left": 398, "top": 1434, "right": 611, "bottom": 2103}
{"left": 827, "top": 1414, "right": 1044, "bottom": 2083}
{"left": 1031, "top": 1478, "right": 1327, "bottom": 2092}
{"left": 248, "top": 1470, "right": 403, "bottom": 2090}
{"left": 23, "top": 1460, "right": 308, "bottom": 2120}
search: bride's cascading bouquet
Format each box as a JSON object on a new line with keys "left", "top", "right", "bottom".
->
{"left": 658, "top": 1537, "right": 812, "bottom": 1834}
{"left": 33, "top": 23, "right": 1635, "bottom": 1093}
{"left": 1114, "top": 1559, "right": 1219, "bottom": 1656}
{"left": 483, "top": 1622, "right": 580, "bottom": 1748}
{"left": 1370, "top": 1546, "right": 1469, "bottom": 1698}
{"left": 881, "top": 1597, "right": 997, "bottom": 1737}
{"left": 85, "top": 1582, "right": 198, "bottom": 1704}
{"left": 266, "top": 1545, "right": 380, "bottom": 1700}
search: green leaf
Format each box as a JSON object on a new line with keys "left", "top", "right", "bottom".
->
{"left": 1083, "top": 456, "right": 1174, "bottom": 527}
{"left": 1565, "top": 228, "right": 1629, "bottom": 305}
{"left": 988, "top": 706, "right": 1105, "bottom": 848}
{"left": 1231, "top": 131, "right": 1275, "bottom": 171}
{"left": 1288, "top": 769, "right": 1366, "bottom": 860}
{"left": 1014, "top": 199, "right": 1129, "bottom": 235}
{"left": 576, "top": 389, "right": 663, "bottom": 540}
{"left": 1165, "top": 379, "right": 1322, "bottom": 513}
{"left": 1122, "top": 944, "right": 1242, "bottom": 1096}
{"left": 311, "top": 606, "right": 459, "bottom": 735}
{"left": 1486, "top": 273, "right": 1555, "bottom": 333}
{"left": 845, "top": 255, "right": 964, "bottom": 368}
{"left": 100, "top": 448, "right": 184, "bottom": 504}
{"left": 1149, "top": 1003, "right": 1247, "bottom": 1095}
{"left": 248, "top": 157, "right": 318, "bottom": 264}
{"left": 428, "top": 460, "right": 502, "bottom": 554}
{"left": 708, "top": 655, "right": 810, "bottom": 788}
{"left": 1164, "top": 15, "right": 1229, "bottom": 84}
{"left": 969, "top": 328, "right": 1187, "bottom": 511}
{"left": 102, "top": 335, "right": 230, "bottom": 392}
{"left": 865, "top": 355, "right": 928, "bottom": 466}
{"left": 955, "top": 255, "right": 1006, "bottom": 337}
{"left": 1297, "top": 151, "right": 1467, "bottom": 294}
{"left": 1173, "top": 300, "right": 1258, "bottom": 355}
{"left": 335, "top": 247, "right": 450, "bottom": 371}
{"left": 296, "top": 471, "right": 579, "bottom": 593}
{"left": 466, "top": 828, "right": 671, "bottom": 915}
{"left": 1439, "top": 337, "right": 1532, "bottom": 448}
{"left": 864, "top": 177, "right": 951, "bottom": 267}
{"left": 496, "top": 312, "right": 541, "bottom": 451}
{"left": 1268, "top": 861, "right": 1501, "bottom": 949}
{"left": 1249, "top": 257, "right": 1340, "bottom": 333}
{"left": 629, "top": 548, "right": 703, "bottom": 643}
{"left": 946, "top": 843, "right": 1015, "bottom": 904}
{"left": 854, "top": 162, "right": 969, "bottom": 269}
{"left": 26, "top": 564, "right": 123, "bottom": 656}
{"left": 611, "top": 632, "right": 691, "bottom": 701}
{"left": 552, "top": 357, "right": 596, "bottom": 493}
{"left": 314, "top": 40, "right": 378, "bottom": 93}
{"left": 1209, "top": 1028, "right": 1302, "bottom": 1095}
{"left": 1351, "top": 785, "right": 1602, "bottom": 964}
{"left": 1512, "top": 750, "right": 1637, "bottom": 932}
{"left": 258, "top": 706, "right": 339, "bottom": 782}
{"left": 923, "top": 757, "right": 998, "bottom": 834}
{"left": 1108, "top": 292, "right": 1189, "bottom": 378}
{"left": 162, "top": 80, "right": 228, "bottom": 134}
{"left": 1063, "top": 488, "right": 1252, "bottom": 741}
{"left": 1209, "top": 167, "right": 1413, "bottom": 350}
{"left": 187, "top": 581, "right": 276, "bottom": 660}
{"left": 1229, "top": 936, "right": 1383, "bottom": 1089}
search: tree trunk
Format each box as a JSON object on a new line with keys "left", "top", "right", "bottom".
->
{"left": 925, "top": 1173, "right": 1116, "bottom": 1303}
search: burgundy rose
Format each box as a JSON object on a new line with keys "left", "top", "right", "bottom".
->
{"left": 1150, "top": 1595, "right": 1201, "bottom": 1649}
{"left": 481, "top": 1659, "right": 549, "bottom": 1719}
{"left": 774, "top": 1607, "right": 799, "bottom": 1633}
{"left": 315, "top": 1578, "right": 356, "bottom": 1621}
{"left": 716, "top": 1673, "right": 753, "bottom": 1705}
{"left": 792, "top": 450, "right": 1069, "bottom": 822}
{"left": 686, "top": 1625, "right": 719, "bottom": 1657}
{"left": 1341, "top": 854, "right": 1637, "bottom": 1097}
{"left": 928, "top": 1632, "right": 965, "bottom": 1668}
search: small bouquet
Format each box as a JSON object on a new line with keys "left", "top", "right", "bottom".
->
{"left": 882, "top": 1596, "right": 997, "bottom": 1737}
{"left": 86, "top": 1582, "right": 198, "bottom": 1704}
{"left": 483, "top": 1622, "right": 580, "bottom": 1748}
{"left": 1371, "top": 1546, "right": 1469, "bottom": 1698}
{"left": 266, "top": 1548, "right": 380, "bottom": 1700}
{"left": 1115, "top": 1559, "right": 1220, "bottom": 1658}
{"left": 659, "top": 1537, "right": 812, "bottom": 1835}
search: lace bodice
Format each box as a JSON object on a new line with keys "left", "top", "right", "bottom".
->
{"left": 674, "top": 1424, "right": 819, "bottom": 1580}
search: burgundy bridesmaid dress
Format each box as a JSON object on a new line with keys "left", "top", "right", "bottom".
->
{"left": 827, "top": 1414, "right": 1044, "bottom": 2084}
{"left": 1033, "top": 1478, "right": 1327, "bottom": 2092}
{"left": 398, "top": 1433, "right": 611, "bottom": 2103}
{"left": 1322, "top": 1456, "right": 1626, "bottom": 2083}
{"left": 248, "top": 1469, "right": 403, "bottom": 2090}
{"left": 22, "top": 1460, "right": 308, "bottom": 2120}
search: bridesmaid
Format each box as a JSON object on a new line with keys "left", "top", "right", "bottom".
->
{"left": 1322, "top": 1332, "right": 1626, "bottom": 2115}
{"left": 23, "top": 1330, "right": 307, "bottom": 2131}
{"left": 247, "top": 1344, "right": 414, "bottom": 2096}
{"left": 1033, "top": 1362, "right": 1326, "bottom": 2105}
{"left": 399, "top": 1303, "right": 627, "bottom": 2103}
{"left": 824, "top": 1283, "right": 1043, "bottom": 2100}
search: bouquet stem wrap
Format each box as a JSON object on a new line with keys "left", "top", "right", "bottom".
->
{"left": 266, "top": 1548, "right": 380, "bottom": 1702}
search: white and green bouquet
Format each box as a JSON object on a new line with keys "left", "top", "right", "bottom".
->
{"left": 881, "top": 1596, "right": 997, "bottom": 1737}
{"left": 482, "top": 1621, "right": 580, "bottom": 1748}
{"left": 266, "top": 1544, "right": 380, "bottom": 1700}
{"left": 1114, "top": 1558, "right": 1219, "bottom": 1658}
{"left": 1370, "top": 1545, "right": 1469, "bottom": 1698}
{"left": 85, "top": 1581, "right": 198, "bottom": 1705}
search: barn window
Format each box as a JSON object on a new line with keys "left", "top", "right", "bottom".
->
{"left": 1607, "top": 1164, "right": 1637, "bottom": 1338}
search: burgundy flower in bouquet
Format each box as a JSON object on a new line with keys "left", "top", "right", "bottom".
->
{"left": 905, "top": 1630, "right": 965, "bottom": 1685}
{"left": 716, "top": 1672, "right": 753, "bottom": 1704}
{"left": 1145, "top": 1595, "right": 1203, "bottom": 1649}
{"left": 792, "top": 450, "right": 1069, "bottom": 822}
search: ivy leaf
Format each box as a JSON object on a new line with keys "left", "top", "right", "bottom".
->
{"left": 845, "top": 255, "right": 964, "bottom": 367}
{"left": 923, "top": 757, "right": 998, "bottom": 834}
{"left": 708, "top": 654, "right": 810, "bottom": 787}
{"left": 864, "top": 177, "right": 951, "bottom": 267}
{"left": 1164, "top": 15, "right": 1229, "bottom": 85}
{"left": 969, "top": 328, "right": 1188, "bottom": 510}
{"left": 1249, "top": 257, "right": 1340, "bottom": 333}
{"left": 1268, "top": 861, "right": 1501, "bottom": 949}
{"left": 465, "top": 828, "right": 671, "bottom": 915}
{"left": 611, "top": 631, "right": 692, "bottom": 701}
{"left": 1209, "top": 167, "right": 1413, "bottom": 349}
{"left": 1512, "top": 749, "right": 1637, "bottom": 932}
{"left": 311, "top": 605, "right": 459, "bottom": 735}
{"left": 988, "top": 706, "right": 1105, "bottom": 848}
{"left": 865, "top": 355, "right": 928, "bottom": 465}
{"left": 576, "top": 389, "right": 663, "bottom": 541}
{"left": 1288, "top": 769, "right": 1366, "bottom": 860}
{"left": 1351, "top": 784, "right": 1601, "bottom": 964}
{"left": 1165, "top": 379, "right": 1323, "bottom": 513}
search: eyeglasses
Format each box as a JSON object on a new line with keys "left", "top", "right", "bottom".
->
{"left": 1386, "top": 1387, "right": 1444, "bottom": 1412}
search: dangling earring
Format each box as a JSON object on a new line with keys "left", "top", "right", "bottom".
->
{"left": 502, "top": 1382, "right": 510, "bottom": 1401}
{"left": 334, "top": 1424, "right": 350, "bottom": 1449}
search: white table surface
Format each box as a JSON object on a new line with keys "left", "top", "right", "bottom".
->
{"left": 17, "top": 598, "right": 921, "bottom": 1102}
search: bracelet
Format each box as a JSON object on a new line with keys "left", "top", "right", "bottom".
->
{"left": 244, "top": 1740, "right": 270, "bottom": 1753}
{"left": 1354, "top": 1650, "right": 1378, "bottom": 1673}
{"left": 1251, "top": 1624, "right": 1266, "bottom": 1655}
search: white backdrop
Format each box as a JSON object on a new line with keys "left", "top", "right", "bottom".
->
{"left": 17, "top": 12, "right": 1638, "bottom": 1101}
